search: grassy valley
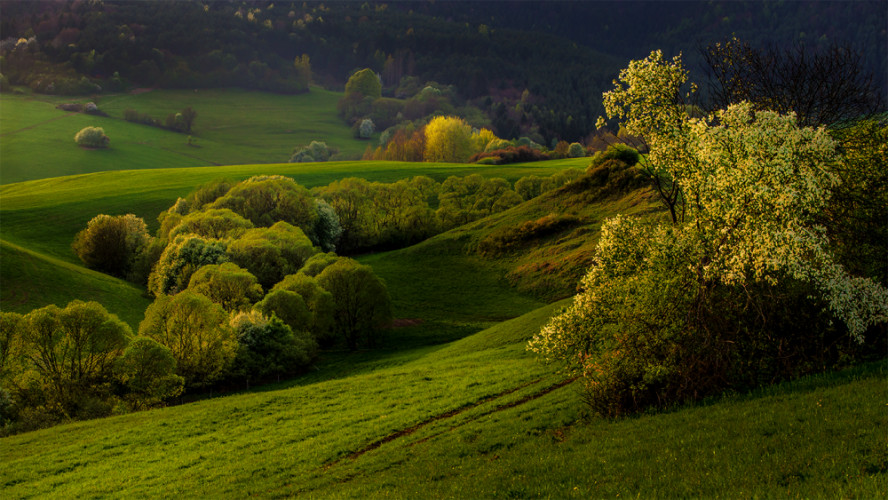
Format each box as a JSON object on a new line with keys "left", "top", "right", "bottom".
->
{"left": 1, "top": 1, "right": 885, "bottom": 497}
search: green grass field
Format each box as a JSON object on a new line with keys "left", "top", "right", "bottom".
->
{"left": 3, "top": 299, "right": 884, "bottom": 498}
{"left": 0, "top": 87, "right": 373, "bottom": 184}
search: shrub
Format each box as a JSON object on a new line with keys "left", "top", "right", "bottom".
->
{"left": 290, "top": 141, "right": 337, "bottom": 163}
{"left": 358, "top": 118, "right": 375, "bottom": 139}
{"left": 469, "top": 146, "right": 550, "bottom": 165}
{"left": 72, "top": 214, "right": 151, "bottom": 279}
{"left": 568, "top": 142, "right": 586, "bottom": 158}
{"left": 74, "top": 126, "right": 109, "bottom": 148}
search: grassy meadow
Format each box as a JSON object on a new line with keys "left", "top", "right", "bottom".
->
{"left": 0, "top": 87, "right": 371, "bottom": 184}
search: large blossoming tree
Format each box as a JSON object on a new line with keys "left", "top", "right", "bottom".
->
{"left": 529, "top": 51, "right": 888, "bottom": 416}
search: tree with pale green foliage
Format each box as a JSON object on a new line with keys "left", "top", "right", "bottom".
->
{"left": 211, "top": 175, "right": 317, "bottom": 231}
{"left": 273, "top": 273, "right": 336, "bottom": 346}
{"left": 567, "top": 142, "right": 586, "bottom": 158}
{"left": 187, "top": 262, "right": 263, "bottom": 313}
{"left": 530, "top": 50, "right": 888, "bottom": 416}
{"left": 424, "top": 116, "right": 472, "bottom": 163}
{"left": 148, "top": 235, "right": 229, "bottom": 296}
{"left": 6, "top": 301, "right": 131, "bottom": 418}
{"left": 226, "top": 222, "right": 318, "bottom": 289}
{"left": 139, "top": 291, "right": 236, "bottom": 388}
{"left": 167, "top": 208, "right": 254, "bottom": 240}
{"left": 345, "top": 68, "right": 382, "bottom": 100}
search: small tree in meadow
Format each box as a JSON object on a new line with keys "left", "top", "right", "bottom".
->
{"left": 74, "top": 126, "right": 109, "bottom": 148}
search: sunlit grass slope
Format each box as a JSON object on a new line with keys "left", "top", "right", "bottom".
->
{"left": 0, "top": 87, "right": 367, "bottom": 184}
{"left": 2, "top": 299, "right": 884, "bottom": 498}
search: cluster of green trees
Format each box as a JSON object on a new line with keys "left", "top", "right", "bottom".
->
{"left": 0, "top": 175, "right": 408, "bottom": 429}
{"left": 530, "top": 49, "right": 888, "bottom": 417}
{"left": 356, "top": 112, "right": 588, "bottom": 165}
{"left": 1, "top": 301, "right": 183, "bottom": 432}
{"left": 314, "top": 169, "right": 581, "bottom": 254}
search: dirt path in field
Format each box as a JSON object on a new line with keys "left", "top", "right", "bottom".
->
{"left": 324, "top": 375, "right": 578, "bottom": 468}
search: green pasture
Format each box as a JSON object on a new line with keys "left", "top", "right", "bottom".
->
{"left": 0, "top": 87, "right": 372, "bottom": 184}
{"left": 0, "top": 240, "right": 150, "bottom": 330}
{"left": 3, "top": 298, "right": 884, "bottom": 498}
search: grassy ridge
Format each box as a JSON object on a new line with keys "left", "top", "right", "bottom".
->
{"left": 3, "top": 299, "right": 884, "bottom": 498}
{"left": 0, "top": 87, "right": 369, "bottom": 184}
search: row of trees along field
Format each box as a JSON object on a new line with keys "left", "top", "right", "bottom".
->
{"left": 0, "top": 168, "right": 586, "bottom": 433}
{"left": 530, "top": 42, "right": 888, "bottom": 417}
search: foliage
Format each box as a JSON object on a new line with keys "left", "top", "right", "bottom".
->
{"left": 3, "top": 301, "right": 131, "bottom": 420}
{"left": 424, "top": 116, "right": 473, "bottom": 163}
{"left": 272, "top": 273, "right": 336, "bottom": 347}
{"left": 532, "top": 50, "right": 888, "bottom": 416}
{"left": 226, "top": 222, "right": 318, "bottom": 290}
{"left": 138, "top": 291, "right": 235, "bottom": 388}
{"left": 358, "top": 118, "right": 375, "bottom": 139}
{"left": 299, "top": 252, "right": 341, "bottom": 278}
{"left": 186, "top": 262, "right": 263, "bottom": 313}
{"left": 114, "top": 337, "right": 184, "bottom": 410}
{"left": 308, "top": 199, "right": 343, "bottom": 253}
{"left": 72, "top": 214, "right": 151, "bottom": 280}
{"left": 567, "top": 142, "right": 586, "bottom": 158}
{"left": 316, "top": 258, "right": 392, "bottom": 350}
{"left": 469, "top": 145, "right": 550, "bottom": 165}
{"left": 228, "top": 311, "right": 317, "bottom": 387}
{"left": 253, "top": 289, "right": 312, "bottom": 336}
{"left": 167, "top": 208, "right": 254, "bottom": 240}
{"left": 587, "top": 143, "right": 640, "bottom": 169}
{"left": 147, "top": 235, "right": 229, "bottom": 297}
{"left": 290, "top": 141, "right": 338, "bottom": 163}
{"left": 74, "top": 126, "right": 109, "bottom": 148}
{"left": 345, "top": 68, "right": 383, "bottom": 100}
{"left": 211, "top": 175, "right": 317, "bottom": 231}
{"left": 436, "top": 174, "right": 523, "bottom": 230}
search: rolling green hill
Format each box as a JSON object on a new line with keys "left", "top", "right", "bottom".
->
{"left": 2, "top": 297, "right": 884, "bottom": 498}
{"left": 0, "top": 158, "right": 587, "bottom": 326}
{"left": 0, "top": 87, "right": 373, "bottom": 184}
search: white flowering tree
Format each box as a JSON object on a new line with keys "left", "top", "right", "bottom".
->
{"left": 531, "top": 50, "right": 888, "bottom": 416}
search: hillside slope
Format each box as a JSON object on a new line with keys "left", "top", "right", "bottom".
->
{"left": 3, "top": 298, "right": 884, "bottom": 498}
{"left": 0, "top": 88, "right": 369, "bottom": 184}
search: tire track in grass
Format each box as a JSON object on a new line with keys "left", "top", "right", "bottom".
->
{"left": 409, "top": 376, "right": 578, "bottom": 447}
{"left": 323, "top": 376, "right": 578, "bottom": 471}
{"left": 323, "top": 377, "right": 548, "bottom": 469}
